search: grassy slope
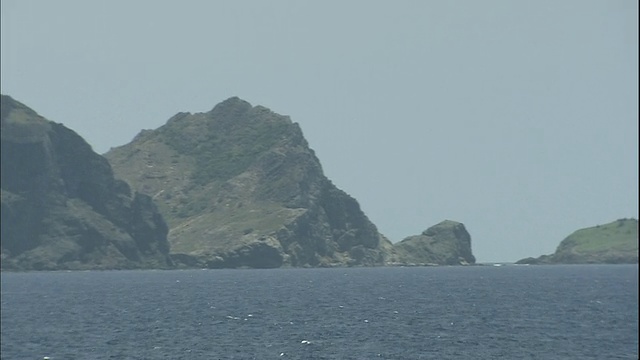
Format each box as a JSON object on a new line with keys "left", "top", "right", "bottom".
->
{"left": 105, "top": 101, "right": 304, "bottom": 256}
{"left": 561, "top": 218, "right": 638, "bottom": 254}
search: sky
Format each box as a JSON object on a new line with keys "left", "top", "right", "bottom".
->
{"left": 1, "top": 0, "right": 637, "bottom": 263}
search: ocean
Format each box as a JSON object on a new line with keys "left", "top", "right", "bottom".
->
{"left": 1, "top": 265, "right": 637, "bottom": 359}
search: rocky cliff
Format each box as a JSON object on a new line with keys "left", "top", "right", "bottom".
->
{"left": 516, "top": 218, "right": 638, "bottom": 264}
{"left": 0, "top": 95, "right": 172, "bottom": 270}
{"left": 387, "top": 220, "right": 476, "bottom": 266}
{"left": 105, "top": 97, "right": 395, "bottom": 268}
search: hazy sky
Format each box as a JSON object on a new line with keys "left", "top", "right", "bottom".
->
{"left": 1, "top": 0, "right": 637, "bottom": 262}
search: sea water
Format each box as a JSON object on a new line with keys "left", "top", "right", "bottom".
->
{"left": 1, "top": 265, "right": 637, "bottom": 359}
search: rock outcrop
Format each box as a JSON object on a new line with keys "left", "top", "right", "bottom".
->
{"left": 387, "top": 220, "right": 476, "bottom": 265}
{"left": 516, "top": 218, "right": 638, "bottom": 264}
{"left": 105, "top": 97, "right": 393, "bottom": 268}
{"left": 0, "top": 95, "right": 172, "bottom": 270}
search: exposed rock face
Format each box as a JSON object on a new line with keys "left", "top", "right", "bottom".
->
{"left": 388, "top": 220, "right": 476, "bottom": 265}
{"left": 105, "top": 97, "right": 392, "bottom": 268}
{"left": 516, "top": 218, "right": 638, "bottom": 265}
{"left": 0, "top": 95, "right": 172, "bottom": 270}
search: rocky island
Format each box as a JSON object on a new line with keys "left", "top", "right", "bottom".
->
{"left": 1, "top": 95, "right": 476, "bottom": 270}
{"left": 516, "top": 218, "right": 638, "bottom": 264}
{"left": 1, "top": 95, "right": 172, "bottom": 270}
{"left": 105, "top": 97, "right": 477, "bottom": 268}
{"left": 105, "top": 97, "right": 397, "bottom": 268}
{"left": 386, "top": 220, "right": 476, "bottom": 266}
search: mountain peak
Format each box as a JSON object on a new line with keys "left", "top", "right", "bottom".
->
{"left": 210, "top": 96, "right": 252, "bottom": 116}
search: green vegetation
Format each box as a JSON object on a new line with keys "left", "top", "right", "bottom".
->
{"left": 169, "top": 201, "right": 303, "bottom": 254}
{"left": 159, "top": 108, "right": 290, "bottom": 184}
{"left": 562, "top": 218, "right": 637, "bottom": 253}
{"left": 517, "top": 218, "right": 638, "bottom": 264}
{"left": 193, "top": 120, "right": 289, "bottom": 184}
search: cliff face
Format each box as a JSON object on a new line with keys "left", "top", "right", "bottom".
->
{"left": 388, "top": 220, "right": 476, "bottom": 266}
{"left": 0, "top": 95, "right": 172, "bottom": 270}
{"left": 105, "top": 97, "right": 392, "bottom": 268}
{"left": 516, "top": 218, "right": 638, "bottom": 265}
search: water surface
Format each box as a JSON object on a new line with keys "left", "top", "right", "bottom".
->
{"left": 1, "top": 265, "right": 637, "bottom": 359}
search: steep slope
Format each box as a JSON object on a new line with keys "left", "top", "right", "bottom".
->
{"left": 388, "top": 220, "right": 476, "bottom": 265}
{"left": 516, "top": 218, "right": 638, "bottom": 264}
{"left": 106, "top": 97, "right": 392, "bottom": 268}
{"left": 0, "top": 95, "right": 172, "bottom": 270}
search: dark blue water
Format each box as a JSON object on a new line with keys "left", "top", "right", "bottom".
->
{"left": 1, "top": 265, "right": 638, "bottom": 359}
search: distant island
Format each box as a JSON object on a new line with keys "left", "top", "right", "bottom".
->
{"left": 104, "top": 97, "right": 476, "bottom": 269}
{"left": 1, "top": 95, "right": 475, "bottom": 270}
{"left": 516, "top": 218, "right": 638, "bottom": 265}
{"left": 3, "top": 94, "right": 634, "bottom": 270}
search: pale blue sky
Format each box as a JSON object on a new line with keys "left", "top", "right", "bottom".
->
{"left": 1, "top": 0, "right": 637, "bottom": 262}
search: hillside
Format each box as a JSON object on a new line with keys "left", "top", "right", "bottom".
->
{"left": 105, "top": 97, "right": 398, "bottom": 268}
{"left": 0, "top": 95, "right": 172, "bottom": 270}
{"left": 0, "top": 94, "right": 477, "bottom": 270}
{"left": 516, "top": 218, "right": 638, "bottom": 264}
